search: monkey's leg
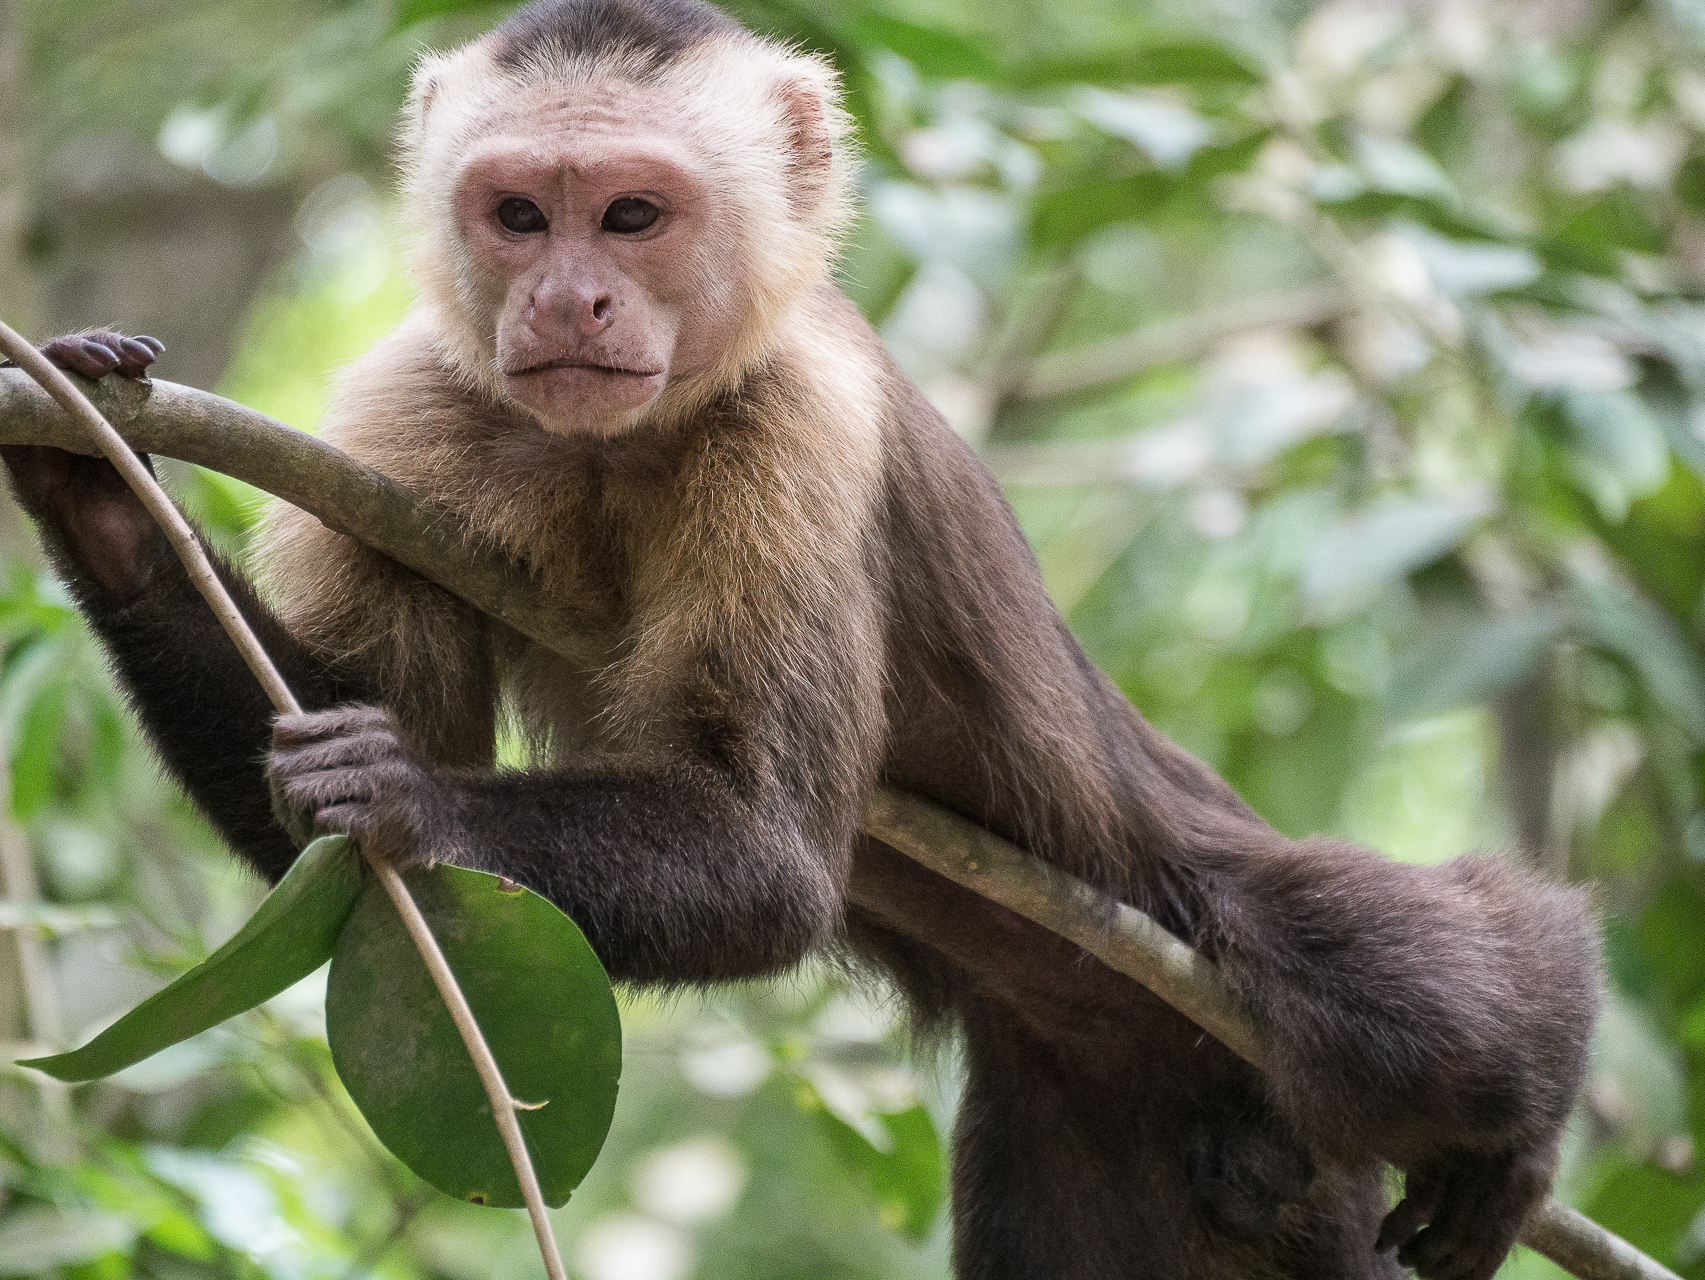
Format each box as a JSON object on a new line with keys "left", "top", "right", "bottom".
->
{"left": 1200, "top": 837, "right": 1595, "bottom": 1280}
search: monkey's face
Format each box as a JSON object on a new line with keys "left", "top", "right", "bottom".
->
{"left": 452, "top": 86, "right": 737, "bottom": 434}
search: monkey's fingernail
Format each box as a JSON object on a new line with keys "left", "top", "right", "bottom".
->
{"left": 118, "top": 338, "right": 155, "bottom": 364}
{"left": 134, "top": 335, "right": 165, "bottom": 355}
{"left": 78, "top": 341, "right": 119, "bottom": 368}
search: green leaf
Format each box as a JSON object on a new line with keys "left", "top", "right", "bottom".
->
{"left": 1385, "top": 607, "right": 1566, "bottom": 720}
{"left": 325, "top": 864, "right": 621, "bottom": 1209}
{"left": 796, "top": 1078, "right": 943, "bottom": 1242}
{"left": 18, "top": 835, "right": 363, "bottom": 1082}
{"left": 850, "top": 14, "right": 997, "bottom": 79}
{"left": 394, "top": 0, "right": 503, "bottom": 28}
{"left": 1030, "top": 172, "right": 1175, "bottom": 248}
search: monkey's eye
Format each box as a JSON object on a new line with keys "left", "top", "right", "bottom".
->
{"left": 601, "top": 198, "right": 660, "bottom": 234}
{"left": 496, "top": 198, "right": 548, "bottom": 234}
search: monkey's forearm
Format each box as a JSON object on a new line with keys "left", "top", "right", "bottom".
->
{"left": 433, "top": 761, "right": 843, "bottom": 983}
{"left": 84, "top": 542, "right": 373, "bottom": 882}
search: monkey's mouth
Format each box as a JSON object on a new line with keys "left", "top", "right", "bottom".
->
{"left": 508, "top": 358, "right": 663, "bottom": 380}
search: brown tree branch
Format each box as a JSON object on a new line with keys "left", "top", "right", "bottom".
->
{"left": 0, "top": 367, "right": 1679, "bottom": 1280}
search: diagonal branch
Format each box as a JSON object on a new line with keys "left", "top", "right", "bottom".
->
{"left": 0, "top": 367, "right": 1679, "bottom": 1280}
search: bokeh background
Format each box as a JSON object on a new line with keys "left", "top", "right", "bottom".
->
{"left": 2, "top": 0, "right": 1705, "bottom": 1276}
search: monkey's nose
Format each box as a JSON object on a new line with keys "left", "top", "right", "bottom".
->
{"left": 578, "top": 295, "right": 615, "bottom": 336}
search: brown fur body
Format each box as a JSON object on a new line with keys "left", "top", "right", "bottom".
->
{"left": 3, "top": 4, "right": 1597, "bottom": 1278}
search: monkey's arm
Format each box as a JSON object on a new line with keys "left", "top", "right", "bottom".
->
{"left": 1, "top": 451, "right": 369, "bottom": 883}
{"left": 271, "top": 701, "right": 845, "bottom": 983}
{"left": 0, "top": 333, "right": 383, "bottom": 881}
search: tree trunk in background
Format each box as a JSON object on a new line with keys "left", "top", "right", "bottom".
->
{"left": 1497, "top": 668, "right": 1561, "bottom": 876}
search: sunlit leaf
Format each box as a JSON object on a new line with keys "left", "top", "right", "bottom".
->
{"left": 325, "top": 864, "right": 621, "bottom": 1209}
{"left": 0, "top": 1208, "right": 139, "bottom": 1276}
{"left": 794, "top": 1077, "right": 943, "bottom": 1242}
{"left": 18, "top": 836, "right": 363, "bottom": 1082}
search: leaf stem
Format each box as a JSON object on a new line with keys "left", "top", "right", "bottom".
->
{"left": 0, "top": 321, "right": 567, "bottom": 1280}
{"left": 371, "top": 860, "right": 565, "bottom": 1277}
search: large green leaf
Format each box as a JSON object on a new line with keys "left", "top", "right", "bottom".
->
{"left": 794, "top": 1076, "right": 943, "bottom": 1242}
{"left": 19, "top": 835, "right": 363, "bottom": 1083}
{"left": 325, "top": 865, "right": 621, "bottom": 1209}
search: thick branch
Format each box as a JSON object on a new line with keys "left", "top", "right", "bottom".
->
{"left": 0, "top": 368, "right": 1676, "bottom": 1280}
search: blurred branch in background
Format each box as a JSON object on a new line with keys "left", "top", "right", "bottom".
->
{"left": 1016, "top": 280, "right": 1353, "bottom": 400}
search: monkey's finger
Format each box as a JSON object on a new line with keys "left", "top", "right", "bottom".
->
{"left": 40, "top": 335, "right": 121, "bottom": 379}
{"left": 272, "top": 705, "right": 400, "bottom": 747}
{"left": 274, "top": 773, "right": 380, "bottom": 817}
{"left": 1375, "top": 1183, "right": 1440, "bottom": 1252}
{"left": 115, "top": 337, "right": 159, "bottom": 375}
{"left": 1397, "top": 1224, "right": 1467, "bottom": 1279}
{"left": 310, "top": 801, "right": 428, "bottom": 865}
{"left": 310, "top": 801, "right": 382, "bottom": 834}
{"left": 270, "top": 729, "right": 404, "bottom": 776}
{"left": 275, "top": 763, "right": 421, "bottom": 822}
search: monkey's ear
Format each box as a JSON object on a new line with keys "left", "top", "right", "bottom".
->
{"left": 407, "top": 50, "right": 454, "bottom": 124}
{"left": 775, "top": 76, "right": 835, "bottom": 217}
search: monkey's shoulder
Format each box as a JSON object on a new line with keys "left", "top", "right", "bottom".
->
{"left": 314, "top": 312, "right": 539, "bottom": 495}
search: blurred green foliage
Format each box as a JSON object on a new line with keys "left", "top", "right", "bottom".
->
{"left": 7, "top": 0, "right": 1705, "bottom": 1276}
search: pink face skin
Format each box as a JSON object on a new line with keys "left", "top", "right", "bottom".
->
{"left": 453, "top": 87, "right": 737, "bottom": 433}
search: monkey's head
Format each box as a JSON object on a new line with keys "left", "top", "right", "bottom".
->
{"left": 400, "top": 0, "right": 855, "bottom": 436}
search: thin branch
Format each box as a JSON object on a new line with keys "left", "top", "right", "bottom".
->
{"left": 0, "top": 332, "right": 298, "bottom": 713}
{"left": 859, "top": 789, "right": 1263, "bottom": 1065}
{"left": 0, "top": 367, "right": 1680, "bottom": 1280}
{"left": 1017, "top": 281, "right": 1353, "bottom": 401}
{"left": 0, "top": 336, "right": 567, "bottom": 1280}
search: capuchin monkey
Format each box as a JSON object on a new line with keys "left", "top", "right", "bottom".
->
{"left": 5, "top": 2, "right": 1597, "bottom": 1277}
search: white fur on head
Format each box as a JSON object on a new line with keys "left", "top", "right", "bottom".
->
{"left": 397, "top": 23, "right": 857, "bottom": 420}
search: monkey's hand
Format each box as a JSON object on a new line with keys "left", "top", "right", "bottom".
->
{"left": 268, "top": 706, "right": 454, "bottom": 867}
{"left": 2, "top": 331, "right": 166, "bottom": 606}
{"left": 1375, "top": 1142, "right": 1557, "bottom": 1280}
